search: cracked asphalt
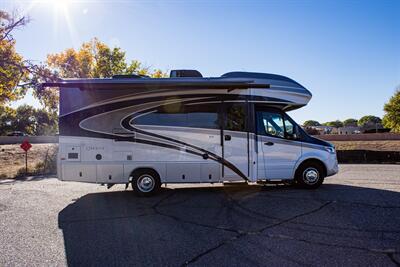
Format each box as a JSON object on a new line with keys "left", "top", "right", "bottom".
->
{"left": 0, "top": 164, "right": 400, "bottom": 266}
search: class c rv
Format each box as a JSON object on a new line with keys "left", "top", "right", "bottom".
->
{"left": 43, "top": 70, "right": 338, "bottom": 196}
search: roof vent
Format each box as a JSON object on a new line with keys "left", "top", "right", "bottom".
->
{"left": 170, "top": 69, "right": 203, "bottom": 78}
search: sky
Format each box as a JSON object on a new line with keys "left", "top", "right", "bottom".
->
{"left": 2, "top": 0, "right": 399, "bottom": 124}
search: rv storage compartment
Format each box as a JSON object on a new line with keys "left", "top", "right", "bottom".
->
{"left": 96, "top": 164, "right": 124, "bottom": 183}
{"left": 62, "top": 164, "right": 96, "bottom": 182}
{"left": 167, "top": 163, "right": 201, "bottom": 182}
{"left": 200, "top": 163, "right": 220, "bottom": 182}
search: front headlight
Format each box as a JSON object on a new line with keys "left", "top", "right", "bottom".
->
{"left": 324, "top": 146, "right": 336, "bottom": 154}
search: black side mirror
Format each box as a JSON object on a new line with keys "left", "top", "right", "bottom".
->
{"left": 287, "top": 126, "right": 300, "bottom": 140}
{"left": 294, "top": 125, "right": 302, "bottom": 139}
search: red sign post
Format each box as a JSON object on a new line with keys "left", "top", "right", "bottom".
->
{"left": 20, "top": 140, "right": 32, "bottom": 174}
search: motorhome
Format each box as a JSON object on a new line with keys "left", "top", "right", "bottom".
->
{"left": 43, "top": 70, "right": 338, "bottom": 195}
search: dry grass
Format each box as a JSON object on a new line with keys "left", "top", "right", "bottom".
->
{"left": 0, "top": 143, "right": 58, "bottom": 179}
{"left": 331, "top": 140, "right": 400, "bottom": 151}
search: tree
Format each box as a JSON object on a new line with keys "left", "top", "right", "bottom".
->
{"left": 47, "top": 38, "right": 167, "bottom": 78}
{"left": 0, "top": 10, "right": 30, "bottom": 104}
{"left": 0, "top": 10, "right": 58, "bottom": 112}
{"left": 343, "top": 118, "right": 358, "bottom": 127}
{"left": 323, "top": 120, "right": 343, "bottom": 128}
{"left": 0, "top": 105, "right": 16, "bottom": 135}
{"left": 2, "top": 104, "right": 58, "bottom": 135}
{"left": 13, "top": 104, "right": 37, "bottom": 135}
{"left": 34, "top": 108, "right": 58, "bottom": 135}
{"left": 303, "top": 120, "right": 321, "bottom": 127}
{"left": 42, "top": 38, "right": 167, "bottom": 111}
{"left": 382, "top": 89, "right": 400, "bottom": 133}
{"left": 358, "top": 115, "right": 381, "bottom": 127}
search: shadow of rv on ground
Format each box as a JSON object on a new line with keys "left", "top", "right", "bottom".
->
{"left": 58, "top": 184, "right": 400, "bottom": 266}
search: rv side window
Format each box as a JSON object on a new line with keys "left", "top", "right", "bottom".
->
{"left": 132, "top": 102, "right": 220, "bottom": 129}
{"left": 185, "top": 103, "right": 220, "bottom": 129}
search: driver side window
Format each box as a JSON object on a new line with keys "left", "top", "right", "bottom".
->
{"left": 257, "top": 110, "right": 298, "bottom": 139}
{"left": 257, "top": 111, "right": 285, "bottom": 138}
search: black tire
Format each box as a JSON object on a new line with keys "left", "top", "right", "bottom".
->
{"left": 131, "top": 169, "right": 161, "bottom": 196}
{"left": 295, "top": 161, "right": 325, "bottom": 189}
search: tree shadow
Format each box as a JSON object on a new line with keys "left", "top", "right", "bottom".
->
{"left": 58, "top": 184, "right": 400, "bottom": 266}
{"left": 0, "top": 174, "right": 56, "bottom": 185}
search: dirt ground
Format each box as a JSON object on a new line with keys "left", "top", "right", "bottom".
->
{"left": 332, "top": 140, "right": 400, "bottom": 151}
{"left": 0, "top": 143, "right": 58, "bottom": 179}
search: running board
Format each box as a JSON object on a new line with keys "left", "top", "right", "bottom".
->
{"left": 223, "top": 181, "right": 248, "bottom": 186}
{"left": 256, "top": 180, "right": 292, "bottom": 185}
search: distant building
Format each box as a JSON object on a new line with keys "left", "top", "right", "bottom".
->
{"left": 338, "top": 126, "right": 361, "bottom": 135}
{"left": 304, "top": 125, "right": 334, "bottom": 135}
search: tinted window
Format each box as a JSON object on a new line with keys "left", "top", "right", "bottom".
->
{"left": 132, "top": 102, "right": 220, "bottom": 129}
{"left": 225, "top": 103, "right": 247, "bottom": 132}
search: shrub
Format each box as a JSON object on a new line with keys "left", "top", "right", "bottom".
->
{"left": 14, "top": 146, "right": 58, "bottom": 178}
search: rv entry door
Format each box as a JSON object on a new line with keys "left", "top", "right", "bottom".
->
{"left": 222, "top": 102, "right": 249, "bottom": 180}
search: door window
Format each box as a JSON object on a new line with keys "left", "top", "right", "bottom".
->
{"left": 257, "top": 111, "right": 284, "bottom": 138}
{"left": 225, "top": 103, "right": 247, "bottom": 132}
{"left": 284, "top": 116, "right": 296, "bottom": 139}
{"left": 257, "top": 110, "right": 299, "bottom": 139}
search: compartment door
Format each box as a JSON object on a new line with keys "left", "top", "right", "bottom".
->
{"left": 62, "top": 164, "right": 96, "bottom": 182}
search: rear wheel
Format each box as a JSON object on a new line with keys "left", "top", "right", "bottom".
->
{"left": 295, "top": 161, "right": 325, "bottom": 189}
{"left": 131, "top": 169, "right": 161, "bottom": 196}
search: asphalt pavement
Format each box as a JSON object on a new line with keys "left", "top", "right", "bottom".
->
{"left": 0, "top": 164, "right": 400, "bottom": 266}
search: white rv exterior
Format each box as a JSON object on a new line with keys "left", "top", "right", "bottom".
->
{"left": 44, "top": 70, "right": 338, "bottom": 195}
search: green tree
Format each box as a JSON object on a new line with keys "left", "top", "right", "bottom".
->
{"left": 0, "top": 105, "right": 16, "bottom": 135}
{"left": 382, "top": 89, "right": 400, "bottom": 133}
{"left": 13, "top": 104, "right": 36, "bottom": 135}
{"left": 34, "top": 108, "right": 58, "bottom": 135}
{"left": 343, "top": 118, "right": 358, "bottom": 127}
{"left": 303, "top": 120, "right": 321, "bottom": 127}
{"left": 358, "top": 115, "right": 381, "bottom": 127}
{"left": 7, "top": 104, "right": 57, "bottom": 135}
{"left": 323, "top": 120, "right": 343, "bottom": 128}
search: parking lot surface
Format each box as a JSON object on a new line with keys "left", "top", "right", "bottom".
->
{"left": 0, "top": 164, "right": 400, "bottom": 266}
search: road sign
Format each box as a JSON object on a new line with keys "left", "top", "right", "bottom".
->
{"left": 20, "top": 140, "right": 32, "bottom": 174}
{"left": 20, "top": 140, "right": 32, "bottom": 152}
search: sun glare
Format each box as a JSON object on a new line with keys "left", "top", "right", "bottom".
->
{"left": 23, "top": 0, "right": 79, "bottom": 47}
{"left": 38, "top": 0, "right": 71, "bottom": 10}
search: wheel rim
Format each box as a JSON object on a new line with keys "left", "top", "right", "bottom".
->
{"left": 302, "top": 167, "right": 319, "bottom": 185}
{"left": 137, "top": 174, "right": 155, "bottom": 192}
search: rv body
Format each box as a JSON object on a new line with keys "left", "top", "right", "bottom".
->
{"left": 44, "top": 71, "right": 338, "bottom": 193}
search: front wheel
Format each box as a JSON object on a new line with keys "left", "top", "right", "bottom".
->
{"left": 131, "top": 170, "right": 161, "bottom": 196}
{"left": 295, "top": 162, "right": 325, "bottom": 189}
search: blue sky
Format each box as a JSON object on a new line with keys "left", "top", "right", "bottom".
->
{"left": 2, "top": 0, "right": 399, "bottom": 124}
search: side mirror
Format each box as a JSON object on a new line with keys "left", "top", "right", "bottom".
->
{"left": 294, "top": 125, "right": 302, "bottom": 139}
{"left": 287, "top": 126, "right": 300, "bottom": 140}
